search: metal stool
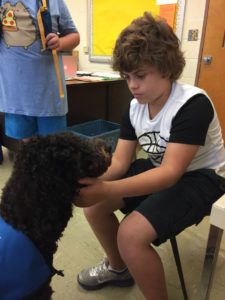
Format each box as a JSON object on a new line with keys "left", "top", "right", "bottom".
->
{"left": 170, "top": 236, "right": 188, "bottom": 300}
{"left": 199, "top": 194, "right": 225, "bottom": 299}
{"left": 0, "top": 145, "right": 3, "bottom": 164}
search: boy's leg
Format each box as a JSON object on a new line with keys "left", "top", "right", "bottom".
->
{"left": 117, "top": 169, "right": 225, "bottom": 300}
{"left": 78, "top": 159, "right": 154, "bottom": 289}
{"left": 78, "top": 197, "right": 134, "bottom": 290}
{"left": 84, "top": 197, "right": 126, "bottom": 270}
{"left": 79, "top": 192, "right": 168, "bottom": 298}
{"left": 118, "top": 211, "right": 168, "bottom": 300}
{"left": 82, "top": 159, "right": 155, "bottom": 271}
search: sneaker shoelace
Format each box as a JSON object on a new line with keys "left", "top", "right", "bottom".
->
{"left": 89, "top": 259, "right": 108, "bottom": 277}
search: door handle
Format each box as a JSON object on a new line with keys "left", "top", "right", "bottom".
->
{"left": 202, "top": 55, "right": 213, "bottom": 64}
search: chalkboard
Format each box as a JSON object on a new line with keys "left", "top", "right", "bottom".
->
{"left": 88, "top": 0, "right": 186, "bottom": 63}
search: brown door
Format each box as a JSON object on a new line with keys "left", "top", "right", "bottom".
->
{"left": 196, "top": 0, "right": 225, "bottom": 139}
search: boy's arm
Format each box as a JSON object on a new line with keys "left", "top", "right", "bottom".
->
{"left": 100, "top": 138, "right": 138, "bottom": 181}
{"left": 46, "top": 32, "right": 80, "bottom": 51}
{"left": 107, "top": 142, "right": 199, "bottom": 198}
{"left": 77, "top": 142, "right": 199, "bottom": 207}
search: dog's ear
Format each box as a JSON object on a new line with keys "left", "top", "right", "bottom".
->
{"left": 77, "top": 139, "right": 112, "bottom": 178}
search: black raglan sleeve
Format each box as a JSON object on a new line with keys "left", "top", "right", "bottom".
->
{"left": 169, "top": 94, "right": 214, "bottom": 145}
{"left": 119, "top": 108, "right": 137, "bottom": 140}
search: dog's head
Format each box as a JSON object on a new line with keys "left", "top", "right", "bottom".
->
{"left": 8, "top": 131, "right": 112, "bottom": 197}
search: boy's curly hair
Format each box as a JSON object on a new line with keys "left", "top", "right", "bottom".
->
{"left": 112, "top": 12, "right": 185, "bottom": 80}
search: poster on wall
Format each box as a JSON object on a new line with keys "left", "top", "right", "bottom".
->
{"left": 88, "top": 0, "right": 186, "bottom": 63}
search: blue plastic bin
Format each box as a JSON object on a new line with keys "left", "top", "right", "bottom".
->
{"left": 69, "top": 119, "right": 120, "bottom": 152}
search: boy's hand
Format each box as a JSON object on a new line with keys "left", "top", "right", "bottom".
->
{"left": 75, "top": 178, "right": 110, "bottom": 207}
{"left": 46, "top": 33, "right": 60, "bottom": 51}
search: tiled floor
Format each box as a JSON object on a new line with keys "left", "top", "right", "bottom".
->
{"left": 1, "top": 146, "right": 225, "bottom": 300}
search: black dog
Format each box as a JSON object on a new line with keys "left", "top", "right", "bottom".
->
{"left": 0, "top": 132, "right": 112, "bottom": 299}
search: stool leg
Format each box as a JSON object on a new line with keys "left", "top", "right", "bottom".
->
{"left": 0, "top": 145, "right": 3, "bottom": 164}
{"left": 198, "top": 225, "right": 223, "bottom": 300}
{"left": 170, "top": 236, "right": 188, "bottom": 300}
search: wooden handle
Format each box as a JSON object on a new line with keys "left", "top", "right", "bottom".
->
{"left": 52, "top": 49, "right": 64, "bottom": 99}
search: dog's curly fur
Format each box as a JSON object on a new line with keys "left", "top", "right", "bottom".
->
{"left": 0, "top": 132, "right": 112, "bottom": 299}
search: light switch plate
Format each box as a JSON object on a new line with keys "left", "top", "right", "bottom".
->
{"left": 188, "top": 29, "right": 198, "bottom": 41}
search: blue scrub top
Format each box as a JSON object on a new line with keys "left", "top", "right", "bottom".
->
{"left": 0, "top": 217, "right": 52, "bottom": 299}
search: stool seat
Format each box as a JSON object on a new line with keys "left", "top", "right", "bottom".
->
{"left": 211, "top": 195, "right": 225, "bottom": 229}
{"left": 199, "top": 194, "right": 225, "bottom": 299}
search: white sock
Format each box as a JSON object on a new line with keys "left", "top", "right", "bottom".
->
{"left": 108, "top": 264, "right": 127, "bottom": 273}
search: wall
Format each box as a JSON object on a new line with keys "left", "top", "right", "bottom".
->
{"left": 65, "top": 0, "right": 206, "bottom": 84}
{"left": 179, "top": 0, "right": 206, "bottom": 84}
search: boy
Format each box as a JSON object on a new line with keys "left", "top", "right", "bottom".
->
{"left": 0, "top": 0, "right": 80, "bottom": 140}
{"left": 76, "top": 12, "right": 225, "bottom": 300}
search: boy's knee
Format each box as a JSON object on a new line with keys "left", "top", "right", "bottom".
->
{"left": 117, "top": 220, "right": 136, "bottom": 253}
{"left": 83, "top": 206, "right": 97, "bottom": 220}
{"left": 117, "top": 212, "right": 158, "bottom": 253}
{"left": 83, "top": 203, "right": 110, "bottom": 220}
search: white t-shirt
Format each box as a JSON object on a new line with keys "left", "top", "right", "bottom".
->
{"left": 120, "top": 82, "right": 225, "bottom": 176}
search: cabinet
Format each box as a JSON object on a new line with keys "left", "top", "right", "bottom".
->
{"left": 66, "top": 78, "right": 132, "bottom": 125}
{"left": 0, "top": 79, "right": 132, "bottom": 150}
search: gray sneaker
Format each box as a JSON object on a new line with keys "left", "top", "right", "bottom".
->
{"left": 77, "top": 258, "right": 134, "bottom": 290}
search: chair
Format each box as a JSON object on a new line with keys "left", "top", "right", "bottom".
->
{"left": 198, "top": 194, "right": 225, "bottom": 299}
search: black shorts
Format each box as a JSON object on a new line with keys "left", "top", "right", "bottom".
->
{"left": 121, "top": 159, "right": 225, "bottom": 246}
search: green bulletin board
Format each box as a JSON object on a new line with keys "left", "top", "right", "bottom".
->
{"left": 88, "top": 0, "right": 186, "bottom": 62}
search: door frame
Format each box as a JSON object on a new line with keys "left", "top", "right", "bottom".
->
{"left": 195, "top": 0, "right": 210, "bottom": 85}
